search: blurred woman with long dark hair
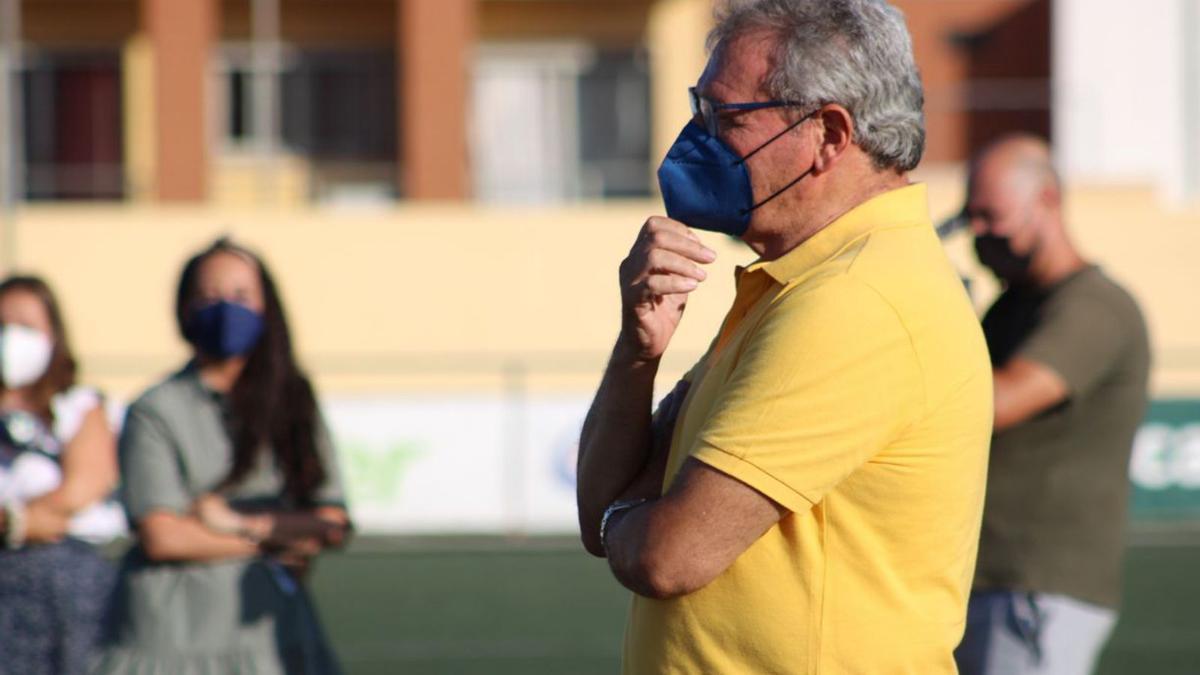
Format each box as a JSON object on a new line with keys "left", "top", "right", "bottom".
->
{"left": 93, "top": 238, "right": 350, "bottom": 674}
{"left": 0, "top": 275, "right": 121, "bottom": 675}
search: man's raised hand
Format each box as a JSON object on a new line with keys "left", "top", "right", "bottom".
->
{"left": 618, "top": 217, "right": 716, "bottom": 362}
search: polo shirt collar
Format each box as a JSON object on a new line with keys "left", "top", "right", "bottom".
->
{"left": 745, "top": 183, "right": 930, "bottom": 285}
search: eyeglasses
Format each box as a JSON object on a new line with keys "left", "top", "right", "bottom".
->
{"left": 689, "top": 86, "right": 806, "bottom": 137}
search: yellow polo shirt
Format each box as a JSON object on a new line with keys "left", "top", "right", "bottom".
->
{"left": 623, "top": 184, "right": 993, "bottom": 674}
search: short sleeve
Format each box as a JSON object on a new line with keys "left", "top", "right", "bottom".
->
{"left": 118, "top": 402, "right": 191, "bottom": 522}
{"left": 691, "top": 276, "right": 923, "bottom": 512}
{"left": 312, "top": 413, "right": 347, "bottom": 507}
{"left": 1017, "top": 293, "right": 1127, "bottom": 399}
{"left": 51, "top": 386, "right": 103, "bottom": 444}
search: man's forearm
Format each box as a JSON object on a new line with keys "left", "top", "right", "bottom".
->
{"left": 602, "top": 503, "right": 661, "bottom": 597}
{"left": 577, "top": 339, "right": 660, "bottom": 555}
{"left": 602, "top": 498, "right": 693, "bottom": 601}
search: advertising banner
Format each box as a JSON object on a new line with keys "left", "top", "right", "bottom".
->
{"left": 324, "top": 394, "right": 588, "bottom": 534}
{"left": 1129, "top": 399, "right": 1200, "bottom": 521}
{"left": 324, "top": 396, "right": 1200, "bottom": 534}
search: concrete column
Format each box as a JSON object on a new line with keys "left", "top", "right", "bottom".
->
{"left": 398, "top": 0, "right": 475, "bottom": 200}
{"left": 145, "top": 0, "right": 217, "bottom": 202}
{"left": 122, "top": 33, "right": 156, "bottom": 202}
{"left": 250, "top": 0, "right": 281, "bottom": 204}
{"left": 0, "top": 0, "right": 21, "bottom": 271}
{"left": 0, "top": 0, "right": 22, "bottom": 210}
{"left": 647, "top": 0, "right": 710, "bottom": 191}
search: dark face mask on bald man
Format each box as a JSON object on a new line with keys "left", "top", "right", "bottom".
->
{"left": 975, "top": 233, "right": 1035, "bottom": 283}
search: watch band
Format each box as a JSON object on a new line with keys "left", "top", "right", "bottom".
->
{"left": 599, "top": 498, "right": 648, "bottom": 554}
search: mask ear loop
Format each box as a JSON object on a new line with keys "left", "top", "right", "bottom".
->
{"left": 734, "top": 107, "right": 822, "bottom": 215}
{"left": 742, "top": 164, "right": 816, "bottom": 214}
{"left": 735, "top": 108, "right": 817, "bottom": 165}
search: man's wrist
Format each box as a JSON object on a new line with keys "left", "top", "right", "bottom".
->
{"left": 613, "top": 334, "right": 662, "bottom": 370}
{"left": 600, "top": 498, "right": 649, "bottom": 555}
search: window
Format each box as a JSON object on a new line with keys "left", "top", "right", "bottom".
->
{"left": 281, "top": 50, "right": 396, "bottom": 162}
{"left": 21, "top": 50, "right": 124, "bottom": 200}
{"left": 578, "top": 49, "right": 652, "bottom": 198}
{"left": 226, "top": 67, "right": 253, "bottom": 143}
{"left": 472, "top": 43, "right": 652, "bottom": 203}
{"left": 217, "top": 45, "right": 397, "bottom": 200}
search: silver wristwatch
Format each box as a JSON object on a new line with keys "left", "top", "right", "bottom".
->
{"left": 599, "top": 498, "right": 648, "bottom": 553}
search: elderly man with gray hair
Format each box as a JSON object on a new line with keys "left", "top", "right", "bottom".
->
{"left": 576, "top": 0, "right": 993, "bottom": 672}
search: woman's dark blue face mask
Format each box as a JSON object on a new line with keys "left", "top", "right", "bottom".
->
{"left": 656, "top": 113, "right": 817, "bottom": 237}
{"left": 185, "top": 300, "right": 265, "bottom": 359}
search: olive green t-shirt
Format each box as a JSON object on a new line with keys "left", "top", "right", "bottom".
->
{"left": 975, "top": 265, "right": 1150, "bottom": 608}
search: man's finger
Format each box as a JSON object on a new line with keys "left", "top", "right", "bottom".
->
{"left": 644, "top": 230, "right": 718, "bottom": 265}
{"left": 643, "top": 218, "right": 718, "bottom": 263}
{"left": 644, "top": 274, "right": 700, "bottom": 296}
{"left": 646, "top": 249, "right": 709, "bottom": 282}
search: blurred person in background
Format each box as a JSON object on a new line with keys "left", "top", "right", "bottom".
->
{"left": 92, "top": 238, "right": 351, "bottom": 675}
{"left": 954, "top": 135, "right": 1151, "bottom": 675}
{"left": 0, "top": 275, "right": 122, "bottom": 675}
{"left": 576, "top": 1, "right": 993, "bottom": 672}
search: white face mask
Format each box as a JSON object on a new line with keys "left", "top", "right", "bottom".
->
{"left": 0, "top": 324, "right": 54, "bottom": 389}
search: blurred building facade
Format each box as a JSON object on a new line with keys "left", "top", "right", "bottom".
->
{"left": 0, "top": 0, "right": 1123, "bottom": 206}
{"left": 3, "top": 0, "right": 659, "bottom": 206}
{"left": 6, "top": 0, "right": 1196, "bottom": 205}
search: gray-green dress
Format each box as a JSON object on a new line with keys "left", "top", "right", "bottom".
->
{"left": 91, "top": 367, "right": 346, "bottom": 675}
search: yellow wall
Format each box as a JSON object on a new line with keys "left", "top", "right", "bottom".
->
{"left": 647, "top": 0, "right": 711, "bottom": 169}
{"left": 7, "top": 201, "right": 745, "bottom": 401}
{"left": 7, "top": 173, "right": 1200, "bottom": 404}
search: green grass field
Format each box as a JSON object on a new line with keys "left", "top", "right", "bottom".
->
{"left": 307, "top": 536, "right": 1200, "bottom": 675}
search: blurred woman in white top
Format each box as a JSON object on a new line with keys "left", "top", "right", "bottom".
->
{"left": 0, "top": 275, "right": 123, "bottom": 675}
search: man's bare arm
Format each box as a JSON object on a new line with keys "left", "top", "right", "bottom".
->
{"left": 993, "top": 356, "right": 1069, "bottom": 431}
{"left": 603, "top": 458, "right": 786, "bottom": 599}
{"left": 577, "top": 346, "right": 661, "bottom": 555}
{"left": 577, "top": 217, "right": 715, "bottom": 555}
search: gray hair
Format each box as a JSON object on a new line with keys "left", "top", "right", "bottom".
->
{"left": 708, "top": 0, "right": 926, "bottom": 172}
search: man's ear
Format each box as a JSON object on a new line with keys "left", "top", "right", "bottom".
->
{"left": 812, "top": 104, "right": 854, "bottom": 173}
{"left": 1038, "top": 180, "right": 1061, "bottom": 211}
{"left": 1028, "top": 178, "right": 1061, "bottom": 228}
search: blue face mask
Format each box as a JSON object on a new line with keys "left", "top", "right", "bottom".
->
{"left": 186, "top": 300, "right": 265, "bottom": 359}
{"left": 656, "top": 117, "right": 817, "bottom": 236}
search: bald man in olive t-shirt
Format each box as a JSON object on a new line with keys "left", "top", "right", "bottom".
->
{"left": 954, "top": 136, "right": 1150, "bottom": 675}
